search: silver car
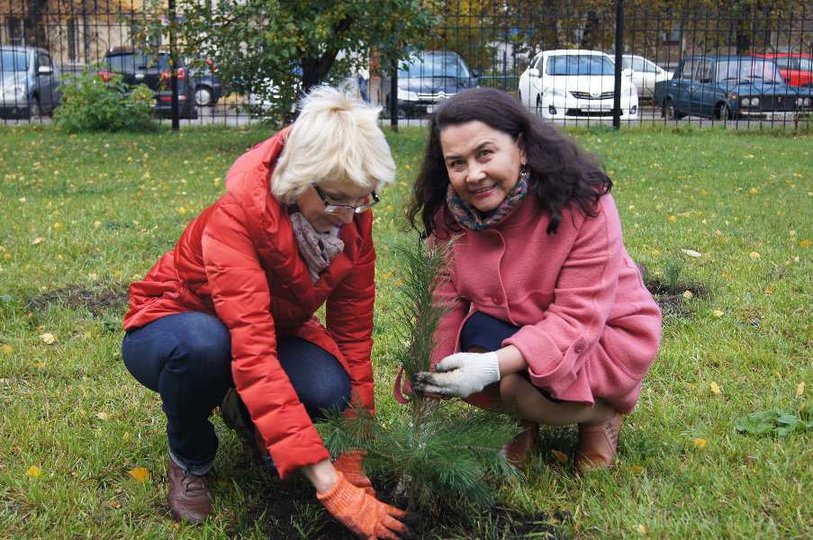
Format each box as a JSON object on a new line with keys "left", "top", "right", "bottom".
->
{"left": 0, "top": 46, "right": 62, "bottom": 119}
{"left": 621, "top": 54, "right": 673, "bottom": 100}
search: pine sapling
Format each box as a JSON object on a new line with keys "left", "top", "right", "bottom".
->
{"left": 321, "top": 238, "right": 518, "bottom": 516}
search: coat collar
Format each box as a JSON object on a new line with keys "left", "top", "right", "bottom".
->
{"left": 224, "top": 127, "right": 366, "bottom": 312}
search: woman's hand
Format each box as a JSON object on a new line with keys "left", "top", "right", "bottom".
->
{"left": 317, "top": 471, "right": 412, "bottom": 539}
{"left": 412, "top": 351, "right": 501, "bottom": 398}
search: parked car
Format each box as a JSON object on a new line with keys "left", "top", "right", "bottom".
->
{"left": 621, "top": 54, "right": 673, "bottom": 100}
{"left": 752, "top": 52, "right": 813, "bottom": 87}
{"left": 654, "top": 55, "right": 813, "bottom": 120}
{"left": 100, "top": 48, "right": 197, "bottom": 119}
{"left": 0, "top": 45, "right": 61, "bottom": 119}
{"left": 186, "top": 57, "right": 223, "bottom": 106}
{"left": 392, "top": 50, "right": 479, "bottom": 117}
{"left": 518, "top": 49, "right": 638, "bottom": 120}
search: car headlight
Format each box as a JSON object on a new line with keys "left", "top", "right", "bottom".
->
{"left": 546, "top": 87, "right": 568, "bottom": 98}
{"left": 397, "top": 88, "right": 419, "bottom": 102}
{"left": 741, "top": 98, "right": 750, "bottom": 107}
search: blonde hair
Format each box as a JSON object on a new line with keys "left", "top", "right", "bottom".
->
{"left": 271, "top": 85, "right": 395, "bottom": 203}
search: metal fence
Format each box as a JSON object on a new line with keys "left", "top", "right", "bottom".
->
{"left": 1, "top": 0, "right": 812, "bottom": 129}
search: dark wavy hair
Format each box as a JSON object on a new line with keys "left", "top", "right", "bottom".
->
{"left": 407, "top": 87, "right": 612, "bottom": 237}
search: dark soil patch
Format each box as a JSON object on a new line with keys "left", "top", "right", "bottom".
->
{"left": 644, "top": 276, "right": 710, "bottom": 320}
{"left": 223, "top": 466, "right": 568, "bottom": 539}
{"left": 27, "top": 285, "right": 129, "bottom": 318}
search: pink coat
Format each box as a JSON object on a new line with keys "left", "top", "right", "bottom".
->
{"left": 431, "top": 193, "right": 661, "bottom": 413}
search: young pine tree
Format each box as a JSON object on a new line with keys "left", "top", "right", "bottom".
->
{"left": 321, "top": 238, "right": 518, "bottom": 515}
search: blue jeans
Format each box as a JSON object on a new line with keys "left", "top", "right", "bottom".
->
{"left": 121, "top": 312, "right": 351, "bottom": 474}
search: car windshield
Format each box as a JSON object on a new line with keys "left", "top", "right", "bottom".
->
{"left": 547, "top": 55, "right": 615, "bottom": 76}
{"left": 1, "top": 50, "right": 28, "bottom": 72}
{"left": 716, "top": 59, "right": 783, "bottom": 83}
{"left": 399, "top": 53, "right": 470, "bottom": 78}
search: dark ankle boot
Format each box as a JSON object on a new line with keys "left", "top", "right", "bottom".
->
{"left": 167, "top": 457, "right": 213, "bottom": 524}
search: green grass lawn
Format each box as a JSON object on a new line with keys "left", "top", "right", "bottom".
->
{"left": 1, "top": 124, "right": 811, "bottom": 538}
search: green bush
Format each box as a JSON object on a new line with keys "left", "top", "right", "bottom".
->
{"left": 54, "top": 70, "right": 157, "bottom": 133}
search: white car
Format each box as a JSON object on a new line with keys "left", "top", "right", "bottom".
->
{"left": 518, "top": 49, "right": 638, "bottom": 120}
{"left": 621, "top": 54, "right": 673, "bottom": 100}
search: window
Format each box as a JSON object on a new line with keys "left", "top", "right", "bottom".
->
{"left": 676, "top": 59, "right": 696, "bottom": 80}
{"left": 695, "top": 60, "right": 713, "bottom": 83}
{"left": 8, "top": 17, "right": 24, "bottom": 46}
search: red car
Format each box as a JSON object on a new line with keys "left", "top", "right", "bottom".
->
{"left": 753, "top": 53, "right": 813, "bottom": 87}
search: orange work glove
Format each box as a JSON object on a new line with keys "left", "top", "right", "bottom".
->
{"left": 333, "top": 450, "right": 375, "bottom": 496}
{"left": 317, "top": 471, "right": 410, "bottom": 540}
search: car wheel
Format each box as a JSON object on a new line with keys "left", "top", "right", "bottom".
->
{"left": 664, "top": 99, "right": 681, "bottom": 121}
{"left": 718, "top": 103, "right": 732, "bottom": 121}
{"left": 194, "top": 86, "right": 213, "bottom": 107}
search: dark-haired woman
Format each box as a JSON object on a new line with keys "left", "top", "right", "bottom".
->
{"left": 409, "top": 88, "right": 662, "bottom": 473}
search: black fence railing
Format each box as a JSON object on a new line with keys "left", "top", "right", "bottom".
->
{"left": 1, "top": 0, "right": 811, "bottom": 129}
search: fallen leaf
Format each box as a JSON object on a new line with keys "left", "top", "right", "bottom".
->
{"left": 800, "top": 239, "right": 812, "bottom": 249}
{"left": 39, "top": 333, "right": 57, "bottom": 345}
{"left": 681, "top": 249, "right": 702, "bottom": 258}
{"left": 682, "top": 290, "right": 694, "bottom": 300}
{"left": 712, "top": 310, "right": 724, "bottom": 318}
{"left": 637, "top": 524, "right": 648, "bottom": 534}
{"left": 1, "top": 344, "right": 12, "bottom": 355}
{"left": 108, "top": 500, "right": 122, "bottom": 509}
{"left": 693, "top": 438, "right": 708, "bottom": 449}
{"left": 797, "top": 382, "right": 806, "bottom": 398}
{"left": 749, "top": 252, "right": 761, "bottom": 260}
{"left": 710, "top": 382, "right": 722, "bottom": 395}
{"left": 128, "top": 467, "right": 149, "bottom": 482}
{"left": 551, "top": 450, "right": 568, "bottom": 464}
{"left": 92, "top": 220, "right": 102, "bottom": 229}
{"left": 629, "top": 464, "right": 645, "bottom": 475}
{"left": 667, "top": 215, "right": 677, "bottom": 223}
{"left": 26, "top": 465, "right": 41, "bottom": 478}
{"left": 96, "top": 412, "right": 110, "bottom": 420}
{"left": 31, "top": 237, "right": 44, "bottom": 245}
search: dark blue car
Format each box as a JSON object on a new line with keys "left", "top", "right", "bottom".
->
{"left": 654, "top": 55, "right": 813, "bottom": 120}
{"left": 394, "top": 50, "right": 479, "bottom": 118}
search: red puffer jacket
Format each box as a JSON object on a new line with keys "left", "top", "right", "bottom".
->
{"left": 124, "top": 128, "right": 376, "bottom": 478}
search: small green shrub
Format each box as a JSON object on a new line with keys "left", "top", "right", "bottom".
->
{"left": 54, "top": 70, "right": 157, "bottom": 133}
{"left": 663, "top": 257, "right": 684, "bottom": 290}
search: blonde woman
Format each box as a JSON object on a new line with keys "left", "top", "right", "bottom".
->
{"left": 122, "top": 86, "right": 411, "bottom": 538}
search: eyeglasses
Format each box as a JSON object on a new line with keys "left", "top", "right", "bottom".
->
{"left": 312, "top": 184, "right": 380, "bottom": 214}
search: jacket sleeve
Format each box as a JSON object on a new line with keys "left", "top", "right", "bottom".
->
{"left": 502, "top": 200, "right": 622, "bottom": 394}
{"left": 325, "top": 218, "right": 377, "bottom": 413}
{"left": 201, "top": 201, "right": 329, "bottom": 478}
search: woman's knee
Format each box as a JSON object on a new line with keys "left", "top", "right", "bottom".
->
{"left": 498, "top": 373, "right": 528, "bottom": 403}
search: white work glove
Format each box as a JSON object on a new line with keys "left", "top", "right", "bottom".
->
{"left": 411, "top": 351, "right": 501, "bottom": 398}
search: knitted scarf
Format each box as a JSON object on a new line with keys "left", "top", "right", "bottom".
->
{"left": 445, "top": 175, "right": 529, "bottom": 231}
{"left": 289, "top": 211, "right": 345, "bottom": 282}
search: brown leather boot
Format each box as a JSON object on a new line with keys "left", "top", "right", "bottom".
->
{"left": 501, "top": 421, "right": 539, "bottom": 468}
{"left": 167, "top": 457, "right": 213, "bottom": 525}
{"left": 575, "top": 411, "right": 623, "bottom": 475}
